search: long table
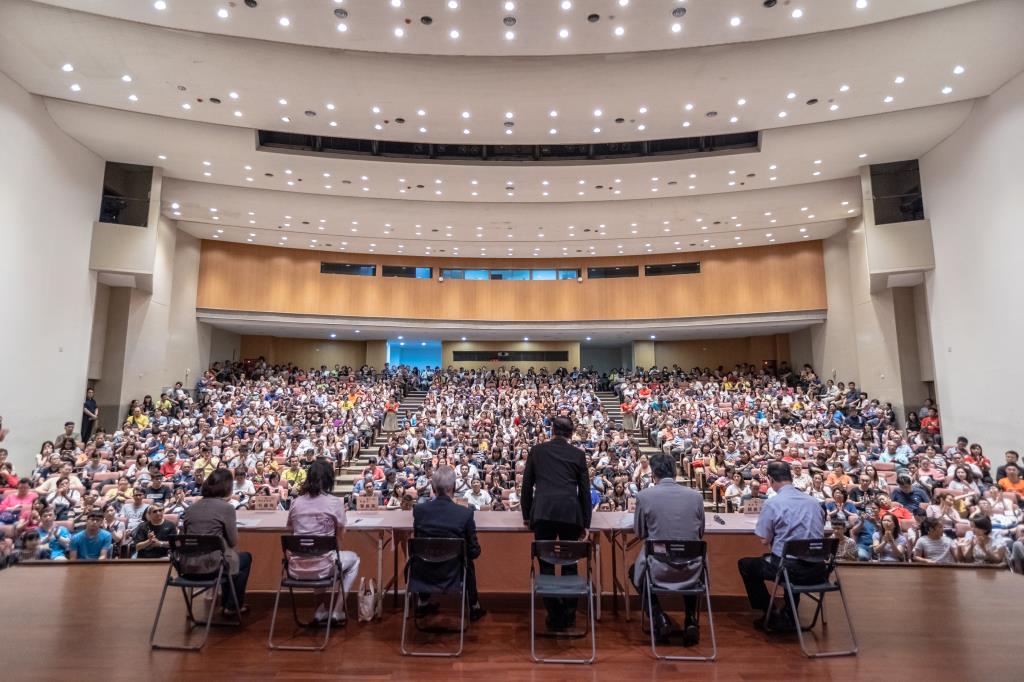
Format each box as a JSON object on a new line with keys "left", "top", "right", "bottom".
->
{"left": 236, "top": 510, "right": 762, "bottom": 618}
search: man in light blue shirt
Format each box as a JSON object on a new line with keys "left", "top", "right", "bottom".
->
{"left": 737, "top": 461, "right": 826, "bottom": 629}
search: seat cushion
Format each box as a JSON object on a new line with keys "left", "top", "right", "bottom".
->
{"left": 788, "top": 581, "right": 841, "bottom": 594}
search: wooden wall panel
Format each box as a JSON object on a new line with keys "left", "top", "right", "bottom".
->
{"left": 239, "top": 336, "right": 367, "bottom": 369}
{"left": 653, "top": 335, "right": 792, "bottom": 370}
{"left": 198, "top": 240, "right": 826, "bottom": 322}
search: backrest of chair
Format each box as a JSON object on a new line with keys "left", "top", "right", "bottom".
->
{"left": 407, "top": 537, "right": 465, "bottom": 564}
{"left": 282, "top": 534, "right": 339, "bottom": 557}
{"left": 781, "top": 537, "right": 839, "bottom": 566}
{"left": 644, "top": 539, "right": 706, "bottom": 565}
{"left": 873, "top": 462, "right": 896, "bottom": 472}
{"left": 532, "top": 540, "right": 591, "bottom": 566}
{"left": 168, "top": 534, "right": 227, "bottom": 574}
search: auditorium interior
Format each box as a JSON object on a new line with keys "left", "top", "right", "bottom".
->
{"left": 1, "top": 1, "right": 1022, "bottom": 679}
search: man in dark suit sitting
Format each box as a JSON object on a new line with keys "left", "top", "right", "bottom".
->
{"left": 521, "top": 415, "right": 592, "bottom": 631}
{"left": 630, "top": 453, "right": 705, "bottom": 645}
{"left": 412, "top": 464, "right": 487, "bottom": 620}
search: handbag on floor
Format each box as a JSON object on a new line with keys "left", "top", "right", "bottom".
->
{"left": 357, "top": 577, "right": 380, "bottom": 622}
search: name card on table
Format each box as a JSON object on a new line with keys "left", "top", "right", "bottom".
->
{"left": 251, "top": 495, "right": 278, "bottom": 511}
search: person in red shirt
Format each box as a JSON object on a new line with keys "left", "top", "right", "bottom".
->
{"left": 920, "top": 407, "right": 941, "bottom": 435}
{"left": 159, "top": 450, "right": 182, "bottom": 478}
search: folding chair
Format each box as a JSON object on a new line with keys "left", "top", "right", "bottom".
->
{"left": 400, "top": 537, "right": 467, "bottom": 657}
{"left": 764, "top": 537, "right": 859, "bottom": 658}
{"left": 268, "top": 535, "right": 347, "bottom": 651}
{"left": 530, "top": 540, "right": 597, "bottom": 664}
{"left": 149, "top": 535, "right": 242, "bottom": 651}
{"left": 639, "top": 540, "right": 716, "bottom": 661}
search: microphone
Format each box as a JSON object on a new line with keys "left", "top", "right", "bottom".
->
{"left": 713, "top": 514, "right": 726, "bottom": 525}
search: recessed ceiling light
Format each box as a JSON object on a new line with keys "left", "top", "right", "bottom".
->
{"left": 814, "top": 159, "right": 822, "bottom": 164}
{"left": 69, "top": 83, "right": 81, "bottom": 92}
{"left": 812, "top": 171, "right": 821, "bottom": 176}
{"left": 391, "top": 0, "right": 402, "bottom": 7}
{"left": 858, "top": 153, "right": 868, "bottom": 159}
{"left": 418, "top": 126, "right": 427, "bottom": 133}
{"left": 684, "top": 103, "right": 694, "bottom": 111}
{"left": 233, "top": 109, "right": 242, "bottom": 117}
{"left": 941, "top": 86, "right": 953, "bottom": 95}
{"left": 153, "top": 0, "right": 166, "bottom": 9}
{"left": 786, "top": 92, "right": 797, "bottom": 100}
{"left": 278, "top": 16, "right": 290, "bottom": 27}
{"left": 671, "top": 23, "right": 682, "bottom": 33}
{"left": 549, "top": 110, "right": 558, "bottom": 117}
{"left": 374, "top": 123, "right": 383, "bottom": 130}
{"left": 729, "top": 116, "right": 738, "bottom": 123}
{"left": 217, "top": 8, "right": 229, "bottom": 19}
{"left": 281, "top": 116, "right": 290, "bottom": 123}
{"left": 505, "top": 30, "right": 515, "bottom": 40}
{"left": 559, "top": 28, "right": 569, "bottom": 38}
{"left": 894, "top": 76, "right": 905, "bottom": 84}
{"left": 128, "top": 94, "right": 139, "bottom": 102}
{"left": 61, "top": 63, "right": 74, "bottom": 72}
{"left": 883, "top": 95, "right": 894, "bottom": 103}
{"left": 337, "top": 22, "right": 348, "bottom": 32}
{"left": 769, "top": 176, "right": 777, "bottom": 181}
{"left": 449, "top": 0, "right": 460, "bottom": 8}
{"left": 737, "top": 98, "right": 747, "bottom": 106}
{"left": 778, "top": 111, "right": 787, "bottom": 118}
{"left": 808, "top": 214, "right": 816, "bottom": 219}
{"left": 394, "top": 27, "right": 405, "bottom": 37}
{"left": 639, "top": 106, "right": 648, "bottom": 114}
{"left": 791, "top": 8, "right": 804, "bottom": 18}
{"left": 953, "top": 65, "right": 965, "bottom": 75}
{"left": 830, "top": 104, "right": 839, "bottom": 111}
{"left": 278, "top": 98, "right": 288, "bottom": 106}
{"left": 181, "top": 102, "right": 191, "bottom": 109}
{"left": 637, "top": 124, "right": 646, "bottom": 131}
{"left": 730, "top": 16, "right": 741, "bottom": 27}
{"left": 462, "top": 128, "right": 470, "bottom": 135}
{"left": 449, "top": 29, "right": 460, "bottom": 39}
{"left": 614, "top": 26, "right": 625, "bottom": 36}
{"left": 856, "top": 0, "right": 868, "bottom": 8}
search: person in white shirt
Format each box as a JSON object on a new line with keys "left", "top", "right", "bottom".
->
{"left": 462, "top": 479, "right": 492, "bottom": 510}
{"left": 790, "top": 462, "right": 813, "bottom": 492}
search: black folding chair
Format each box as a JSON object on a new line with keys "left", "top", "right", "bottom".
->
{"left": 400, "top": 537, "right": 467, "bottom": 657}
{"left": 149, "top": 535, "right": 242, "bottom": 651}
{"left": 268, "top": 535, "right": 347, "bottom": 651}
{"left": 640, "top": 540, "right": 717, "bottom": 661}
{"left": 530, "top": 540, "right": 596, "bottom": 664}
{"left": 764, "top": 537, "right": 859, "bottom": 658}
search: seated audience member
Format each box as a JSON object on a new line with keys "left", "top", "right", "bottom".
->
{"left": 926, "top": 492, "right": 962, "bottom": 538}
{"left": 462, "top": 478, "right": 492, "bottom": 511}
{"left": 181, "top": 469, "right": 252, "bottom": 615}
{"left": 997, "top": 463, "right": 1024, "bottom": 497}
{"left": 870, "top": 513, "right": 907, "bottom": 562}
{"left": 630, "top": 453, "right": 705, "bottom": 645}
{"left": 848, "top": 474, "right": 881, "bottom": 509}
{"left": 850, "top": 503, "right": 880, "bottom": 562}
{"left": 101, "top": 504, "right": 126, "bottom": 548}
{"left": 411, "top": 465, "right": 486, "bottom": 621}
{"left": 913, "top": 518, "right": 955, "bottom": 565}
{"left": 230, "top": 468, "right": 255, "bottom": 510}
{"left": 825, "top": 488, "right": 858, "bottom": 526}
{"left": 17, "top": 531, "right": 49, "bottom": 562}
{"left": 955, "top": 515, "right": 1007, "bottom": 565}
{"left": 286, "top": 458, "right": 360, "bottom": 624}
{"left": 738, "top": 461, "right": 827, "bottom": 631}
{"left": 37, "top": 509, "right": 71, "bottom": 560}
{"left": 891, "top": 475, "right": 930, "bottom": 518}
{"left": 831, "top": 519, "right": 859, "bottom": 562}
{"left": 69, "top": 510, "right": 112, "bottom": 560}
{"left": 0, "top": 479, "right": 37, "bottom": 523}
{"left": 140, "top": 472, "right": 172, "bottom": 506}
{"left": 132, "top": 505, "right": 177, "bottom": 558}
{"left": 994, "top": 451, "right": 1020, "bottom": 482}
{"left": 724, "top": 472, "right": 751, "bottom": 511}
{"left": 46, "top": 477, "right": 81, "bottom": 521}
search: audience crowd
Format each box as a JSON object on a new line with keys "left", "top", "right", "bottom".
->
{"left": 1, "top": 360, "right": 1022, "bottom": 572}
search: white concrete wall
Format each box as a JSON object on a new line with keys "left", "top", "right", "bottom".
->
{"left": 165, "top": 230, "right": 212, "bottom": 390}
{"left": 809, "top": 232, "right": 860, "bottom": 383}
{"left": 920, "top": 70, "right": 1024, "bottom": 454}
{"left": 0, "top": 73, "right": 104, "bottom": 473}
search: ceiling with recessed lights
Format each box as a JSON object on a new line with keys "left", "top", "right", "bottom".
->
{"left": 38, "top": 0, "right": 973, "bottom": 57}
{"left": 1, "top": 0, "right": 1020, "bottom": 259}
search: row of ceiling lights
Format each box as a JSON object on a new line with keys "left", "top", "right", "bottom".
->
{"left": 150, "top": 0, "right": 876, "bottom": 39}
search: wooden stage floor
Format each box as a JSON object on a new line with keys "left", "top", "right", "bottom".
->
{"left": 2, "top": 562, "right": 1015, "bottom": 681}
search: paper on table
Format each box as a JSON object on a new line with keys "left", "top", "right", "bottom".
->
{"left": 236, "top": 518, "right": 261, "bottom": 528}
{"left": 618, "top": 515, "right": 635, "bottom": 529}
{"left": 351, "top": 517, "right": 384, "bottom": 527}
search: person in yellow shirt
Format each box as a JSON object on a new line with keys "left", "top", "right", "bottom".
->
{"left": 193, "top": 447, "right": 220, "bottom": 477}
{"left": 282, "top": 456, "right": 307, "bottom": 490}
{"left": 126, "top": 407, "right": 149, "bottom": 429}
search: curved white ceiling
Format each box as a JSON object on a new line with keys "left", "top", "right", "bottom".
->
{"left": 1, "top": 0, "right": 1018, "bottom": 144}
{"left": 1, "top": 0, "right": 1018, "bottom": 260}
{"left": 36, "top": 0, "right": 974, "bottom": 57}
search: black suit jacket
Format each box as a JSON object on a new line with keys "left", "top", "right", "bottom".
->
{"left": 521, "top": 437, "right": 592, "bottom": 529}
{"left": 412, "top": 495, "right": 481, "bottom": 561}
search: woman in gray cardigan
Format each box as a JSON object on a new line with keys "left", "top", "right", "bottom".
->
{"left": 182, "top": 468, "right": 252, "bottom": 615}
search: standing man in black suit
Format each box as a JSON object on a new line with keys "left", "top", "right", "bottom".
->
{"left": 412, "top": 465, "right": 487, "bottom": 620}
{"left": 521, "top": 415, "right": 592, "bottom": 630}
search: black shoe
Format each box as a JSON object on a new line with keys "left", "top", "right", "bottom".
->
{"left": 654, "top": 613, "right": 676, "bottom": 643}
{"left": 682, "top": 623, "right": 700, "bottom": 646}
{"left": 415, "top": 601, "right": 440, "bottom": 617}
{"left": 469, "top": 606, "right": 487, "bottom": 621}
